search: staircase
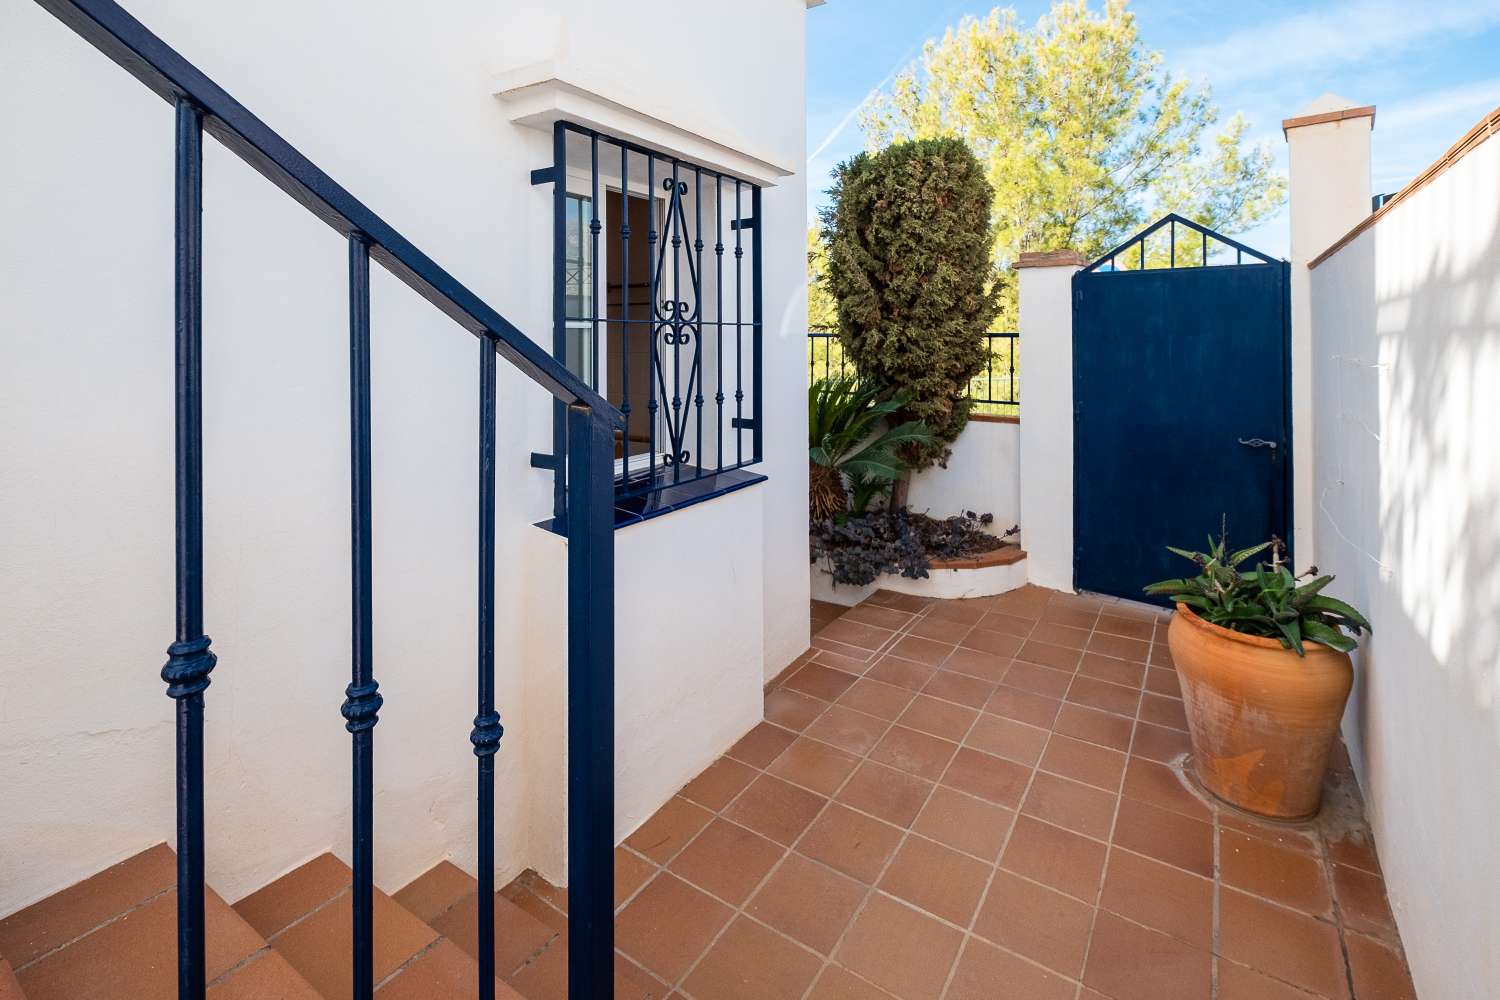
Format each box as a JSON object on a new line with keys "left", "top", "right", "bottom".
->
{"left": 0, "top": 847, "right": 594, "bottom": 999}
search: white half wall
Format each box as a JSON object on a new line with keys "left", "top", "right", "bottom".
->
{"left": 1017, "top": 256, "right": 1083, "bottom": 592}
{"left": 1309, "top": 122, "right": 1500, "bottom": 1000}
{"left": 907, "top": 418, "right": 1021, "bottom": 530}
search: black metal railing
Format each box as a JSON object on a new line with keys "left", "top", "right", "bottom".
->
{"left": 1081, "top": 213, "right": 1280, "bottom": 273}
{"left": 535, "top": 123, "right": 763, "bottom": 516}
{"left": 32, "top": 2, "right": 618, "bottom": 998}
{"left": 808, "top": 326, "right": 1020, "bottom": 415}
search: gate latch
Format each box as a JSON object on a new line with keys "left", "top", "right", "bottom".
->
{"left": 1237, "top": 437, "right": 1278, "bottom": 450}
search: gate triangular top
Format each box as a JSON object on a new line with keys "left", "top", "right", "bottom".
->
{"left": 1082, "top": 213, "right": 1280, "bottom": 273}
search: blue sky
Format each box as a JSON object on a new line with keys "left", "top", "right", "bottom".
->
{"left": 806, "top": 0, "right": 1500, "bottom": 258}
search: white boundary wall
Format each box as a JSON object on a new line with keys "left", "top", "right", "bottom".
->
{"left": 1309, "top": 125, "right": 1500, "bottom": 999}
{"left": 0, "top": 0, "right": 808, "bottom": 911}
{"left": 907, "top": 418, "right": 1020, "bottom": 529}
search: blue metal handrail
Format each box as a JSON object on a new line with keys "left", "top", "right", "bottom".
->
{"left": 29, "top": 2, "right": 618, "bottom": 999}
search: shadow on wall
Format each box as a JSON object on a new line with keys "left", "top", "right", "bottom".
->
{"left": 1313, "top": 141, "right": 1500, "bottom": 995}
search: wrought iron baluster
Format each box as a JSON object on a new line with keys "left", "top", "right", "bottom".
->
{"left": 693, "top": 166, "right": 704, "bottom": 478}
{"left": 1202, "top": 232, "right": 1207, "bottom": 267}
{"left": 590, "top": 136, "right": 600, "bottom": 392}
{"left": 1170, "top": 220, "right": 1176, "bottom": 268}
{"left": 343, "top": 232, "right": 382, "bottom": 1000}
{"left": 751, "top": 185, "right": 762, "bottom": 463}
{"left": 714, "top": 174, "right": 725, "bottom": 472}
{"left": 162, "top": 96, "right": 214, "bottom": 1000}
{"left": 1008, "top": 334, "right": 1017, "bottom": 405}
{"left": 550, "top": 122, "right": 568, "bottom": 523}
{"left": 670, "top": 163, "right": 683, "bottom": 481}
{"left": 620, "top": 144, "right": 632, "bottom": 486}
{"left": 733, "top": 179, "right": 744, "bottom": 467}
{"left": 647, "top": 155, "right": 658, "bottom": 484}
{"left": 473, "top": 337, "right": 503, "bottom": 1000}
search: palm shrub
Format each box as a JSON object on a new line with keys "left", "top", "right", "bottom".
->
{"left": 1145, "top": 535, "right": 1371, "bottom": 655}
{"left": 808, "top": 376, "right": 935, "bottom": 519}
{"left": 821, "top": 137, "right": 1002, "bottom": 486}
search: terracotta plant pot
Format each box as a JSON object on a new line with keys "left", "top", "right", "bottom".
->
{"left": 1167, "top": 604, "right": 1353, "bottom": 819}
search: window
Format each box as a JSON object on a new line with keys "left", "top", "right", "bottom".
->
{"left": 562, "top": 193, "right": 594, "bottom": 384}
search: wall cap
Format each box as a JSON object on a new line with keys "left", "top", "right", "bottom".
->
{"left": 1014, "top": 250, "right": 1087, "bottom": 269}
{"left": 1281, "top": 105, "right": 1376, "bottom": 139}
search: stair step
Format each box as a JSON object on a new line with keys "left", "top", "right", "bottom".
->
{"left": 390, "top": 861, "right": 472, "bottom": 926}
{"left": 207, "top": 951, "right": 320, "bottom": 1000}
{"left": 0, "top": 845, "right": 315, "bottom": 1000}
{"left": 0, "top": 960, "right": 23, "bottom": 1000}
{"left": 394, "top": 863, "right": 556, "bottom": 980}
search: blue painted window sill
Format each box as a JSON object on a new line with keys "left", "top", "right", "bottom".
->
{"left": 537, "top": 467, "right": 767, "bottom": 534}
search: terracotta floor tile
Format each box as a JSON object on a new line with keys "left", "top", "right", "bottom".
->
{"left": 837, "top": 679, "right": 918, "bottom": 722}
{"left": 393, "top": 860, "right": 474, "bottom": 925}
{"left": 1120, "top": 756, "right": 1211, "bottom": 820}
{"left": 764, "top": 689, "right": 829, "bottom": 732}
{"left": 819, "top": 618, "right": 898, "bottom": 652}
{"left": 722, "top": 775, "right": 826, "bottom": 846}
{"left": 965, "top": 714, "right": 1049, "bottom": 767}
{"left": 726, "top": 721, "right": 799, "bottom": 769}
{"left": 1218, "top": 812, "right": 1321, "bottom": 855}
{"left": 1217, "top": 958, "right": 1324, "bottom": 1000}
{"left": 1325, "top": 828, "right": 1382, "bottom": 875}
{"left": 946, "top": 937, "right": 1075, "bottom": 1000}
{"left": 615, "top": 848, "right": 657, "bottom": 908}
{"left": 837, "top": 761, "right": 934, "bottom": 827}
{"left": 984, "top": 686, "right": 1062, "bottom": 729}
{"left": 926, "top": 598, "right": 991, "bottom": 625}
{"left": 746, "top": 853, "right": 866, "bottom": 954}
{"left": 1130, "top": 721, "right": 1191, "bottom": 764}
{"left": 1022, "top": 771, "right": 1118, "bottom": 840}
{"left": 785, "top": 665, "right": 861, "bottom": 704}
{"left": 1138, "top": 692, "right": 1189, "bottom": 731}
{"left": 1096, "top": 613, "right": 1154, "bottom": 640}
{"left": 209, "top": 949, "right": 322, "bottom": 1000}
{"left": 976, "top": 610, "right": 1037, "bottom": 637}
{"left": 865, "top": 590, "right": 932, "bottom": 613}
{"left": 1111, "top": 798, "right": 1214, "bottom": 878}
{"left": 841, "top": 604, "right": 916, "bottom": 632}
{"left": 806, "top": 964, "right": 895, "bottom": 1000}
{"left": 1039, "top": 734, "right": 1127, "bottom": 791}
{"left": 972, "top": 870, "right": 1094, "bottom": 978}
{"left": 888, "top": 634, "right": 955, "bottom": 667}
{"left": 667, "top": 818, "right": 784, "bottom": 905}
{"left": 1001, "top": 660, "right": 1074, "bottom": 699}
{"left": 919, "top": 669, "right": 996, "bottom": 710}
{"left": 878, "top": 836, "right": 990, "bottom": 925}
{"left": 1039, "top": 604, "right": 1099, "bottom": 630}
{"left": 907, "top": 615, "right": 973, "bottom": 644}
{"left": 1028, "top": 621, "right": 1092, "bottom": 650}
{"left": 1015, "top": 640, "right": 1083, "bottom": 673}
{"left": 377, "top": 938, "right": 516, "bottom": 1000}
{"left": 1218, "top": 887, "right": 1348, "bottom": 999}
{"left": 614, "top": 873, "right": 732, "bottom": 983}
{"left": 1346, "top": 932, "right": 1416, "bottom": 1000}
{"left": 0, "top": 843, "right": 178, "bottom": 968}
{"left": 806, "top": 705, "right": 891, "bottom": 756}
{"left": 992, "top": 591, "right": 1049, "bottom": 619}
{"left": 815, "top": 647, "right": 878, "bottom": 675}
{"left": 1053, "top": 703, "right": 1134, "bottom": 752}
{"left": 1332, "top": 863, "right": 1396, "bottom": 936}
{"left": 944, "top": 646, "right": 1014, "bottom": 684}
{"left": 275, "top": 890, "right": 440, "bottom": 999}
{"left": 1150, "top": 643, "right": 1175, "bottom": 668}
{"left": 625, "top": 796, "right": 715, "bottom": 864}
{"left": 1082, "top": 910, "right": 1211, "bottom": 1000}
{"left": 504, "top": 941, "right": 670, "bottom": 1000}
{"left": 680, "top": 756, "right": 759, "bottom": 812}
{"left": 1077, "top": 652, "right": 1147, "bottom": 689}
{"left": 1220, "top": 829, "right": 1332, "bottom": 917}
{"left": 912, "top": 786, "right": 1013, "bottom": 861}
{"left": 1000, "top": 815, "right": 1107, "bottom": 904}
{"left": 1065, "top": 675, "right": 1142, "bottom": 717}
{"left": 682, "top": 916, "right": 823, "bottom": 1000}
{"left": 869, "top": 726, "right": 959, "bottom": 782}
{"left": 798, "top": 803, "right": 905, "bottom": 883}
{"left": 1099, "top": 848, "right": 1213, "bottom": 949}
{"left": 896, "top": 695, "right": 978, "bottom": 742}
{"left": 1085, "top": 632, "right": 1150, "bottom": 664}
{"left": 234, "top": 853, "right": 351, "bottom": 939}
{"left": 768, "top": 737, "right": 862, "bottom": 796}
{"left": 836, "top": 894, "right": 963, "bottom": 1000}
{"left": 1145, "top": 666, "right": 1184, "bottom": 698}
{"left": 864, "top": 655, "right": 940, "bottom": 692}
{"left": 959, "top": 628, "right": 1025, "bottom": 660}
{"left": 940, "top": 747, "right": 1031, "bottom": 808}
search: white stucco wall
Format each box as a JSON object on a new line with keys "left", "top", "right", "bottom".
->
{"left": 0, "top": 0, "right": 807, "bottom": 913}
{"left": 1309, "top": 128, "right": 1500, "bottom": 999}
{"left": 907, "top": 418, "right": 1020, "bottom": 530}
{"left": 1017, "top": 260, "right": 1081, "bottom": 592}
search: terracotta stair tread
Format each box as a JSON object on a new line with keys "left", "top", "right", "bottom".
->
{"left": 396, "top": 863, "right": 558, "bottom": 981}
{"left": 0, "top": 960, "right": 23, "bottom": 1000}
{"left": 0, "top": 845, "right": 310, "bottom": 1000}
{"left": 391, "top": 861, "right": 474, "bottom": 925}
{"left": 207, "top": 950, "right": 321, "bottom": 1000}
{"left": 377, "top": 939, "right": 522, "bottom": 1000}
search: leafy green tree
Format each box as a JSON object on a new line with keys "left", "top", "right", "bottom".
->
{"left": 861, "top": 0, "right": 1285, "bottom": 326}
{"left": 807, "top": 226, "right": 839, "bottom": 328}
{"left": 821, "top": 137, "right": 1003, "bottom": 490}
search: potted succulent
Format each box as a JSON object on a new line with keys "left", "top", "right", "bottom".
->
{"left": 1145, "top": 535, "right": 1371, "bottom": 819}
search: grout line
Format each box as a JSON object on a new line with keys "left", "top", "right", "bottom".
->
{"left": 13, "top": 884, "right": 175, "bottom": 973}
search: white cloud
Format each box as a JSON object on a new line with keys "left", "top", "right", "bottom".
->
{"left": 1379, "top": 78, "right": 1500, "bottom": 132}
{"left": 1177, "top": 0, "right": 1500, "bottom": 88}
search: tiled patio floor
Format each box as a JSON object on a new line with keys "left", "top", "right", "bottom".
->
{"left": 508, "top": 586, "right": 1417, "bottom": 999}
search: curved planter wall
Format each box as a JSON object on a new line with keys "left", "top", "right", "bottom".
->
{"left": 811, "top": 547, "right": 1028, "bottom": 606}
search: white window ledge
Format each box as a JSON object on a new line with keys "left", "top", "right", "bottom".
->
{"left": 493, "top": 60, "right": 795, "bottom": 188}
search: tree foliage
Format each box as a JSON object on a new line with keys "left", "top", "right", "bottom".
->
{"left": 820, "top": 137, "right": 1003, "bottom": 472}
{"left": 859, "top": 0, "right": 1286, "bottom": 326}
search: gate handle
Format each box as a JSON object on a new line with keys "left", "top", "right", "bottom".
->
{"left": 1238, "top": 437, "right": 1278, "bottom": 450}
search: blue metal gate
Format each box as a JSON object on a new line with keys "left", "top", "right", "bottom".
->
{"left": 1072, "top": 215, "right": 1291, "bottom": 603}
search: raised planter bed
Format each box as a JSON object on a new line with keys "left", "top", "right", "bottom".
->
{"left": 810, "top": 543, "right": 1027, "bottom": 606}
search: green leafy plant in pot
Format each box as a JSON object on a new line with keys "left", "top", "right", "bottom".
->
{"left": 1146, "top": 534, "right": 1370, "bottom": 819}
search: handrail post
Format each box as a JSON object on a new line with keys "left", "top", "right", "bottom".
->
{"left": 161, "top": 94, "right": 214, "bottom": 1000}
{"left": 565, "top": 403, "right": 615, "bottom": 999}
{"left": 472, "top": 338, "right": 503, "bottom": 999}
